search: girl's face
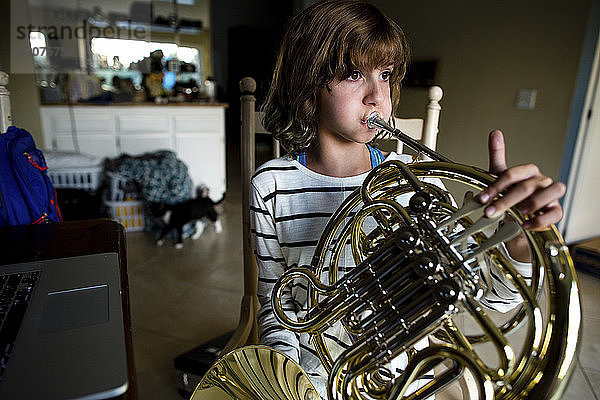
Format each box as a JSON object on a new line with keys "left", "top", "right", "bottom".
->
{"left": 317, "top": 66, "right": 393, "bottom": 146}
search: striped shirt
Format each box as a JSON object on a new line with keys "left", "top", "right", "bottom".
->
{"left": 250, "top": 152, "right": 529, "bottom": 398}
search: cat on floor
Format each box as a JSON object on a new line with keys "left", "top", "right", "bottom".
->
{"left": 149, "top": 190, "right": 224, "bottom": 249}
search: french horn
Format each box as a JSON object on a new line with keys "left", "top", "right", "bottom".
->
{"left": 191, "top": 115, "right": 581, "bottom": 400}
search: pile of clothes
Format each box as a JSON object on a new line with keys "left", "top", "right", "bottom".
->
{"left": 104, "top": 150, "right": 195, "bottom": 235}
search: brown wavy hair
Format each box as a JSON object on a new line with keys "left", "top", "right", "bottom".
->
{"left": 262, "top": 0, "right": 410, "bottom": 155}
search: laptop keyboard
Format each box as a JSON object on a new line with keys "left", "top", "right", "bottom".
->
{"left": 0, "top": 271, "right": 40, "bottom": 378}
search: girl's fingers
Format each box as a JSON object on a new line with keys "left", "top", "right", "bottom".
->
{"left": 483, "top": 175, "right": 554, "bottom": 218}
{"left": 479, "top": 163, "right": 541, "bottom": 204}
{"left": 488, "top": 130, "right": 507, "bottom": 175}
{"left": 516, "top": 182, "right": 566, "bottom": 215}
{"left": 523, "top": 202, "right": 564, "bottom": 230}
{"left": 477, "top": 143, "right": 566, "bottom": 230}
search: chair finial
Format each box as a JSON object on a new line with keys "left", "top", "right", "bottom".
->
{"left": 428, "top": 86, "right": 443, "bottom": 102}
{"left": 240, "top": 77, "right": 257, "bottom": 94}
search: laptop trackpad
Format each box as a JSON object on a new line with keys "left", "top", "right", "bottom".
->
{"left": 40, "top": 285, "right": 109, "bottom": 333}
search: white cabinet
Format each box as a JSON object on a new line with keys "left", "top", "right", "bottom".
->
{"left": 40, "top": 107, "right": 119, "bottom": 158}
{"left": 176, "top": 134, "right": 224, "bottom": 199}
{"left": 55, "top": 134, "right": 119, "bottom": 158}
{"left": 40, "top": 105, "right": 227, "bottom": 200}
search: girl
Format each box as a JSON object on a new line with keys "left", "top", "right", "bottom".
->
{"left": 250, "top": 1, "right": 566, "bottom": 397}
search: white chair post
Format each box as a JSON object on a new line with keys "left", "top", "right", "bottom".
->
{"left": 0, "top": 71, "right": 12, "bottom": 134}
{"left": 422, "top": 86, "right": 443, "bottom": 150}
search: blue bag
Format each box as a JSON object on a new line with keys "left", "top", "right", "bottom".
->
{"left": 0, "top": 126, "right": 62, "bottom": 226}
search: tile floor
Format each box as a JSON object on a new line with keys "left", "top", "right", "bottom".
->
{"left": 126, "top": 165, "right": 244, "bottom": 400}
{"left": 125, "top": 159, "right": 600, "bottom": 399}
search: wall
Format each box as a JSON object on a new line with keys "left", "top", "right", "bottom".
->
{"left": 211, "top": 0, "right": 292, "bottom": 98}
{"left": 373, "top": 0, "right": 591, "bottom": 179}
{"left": 210, "top": 0, "right": 293, "bottom": 164}
{"left": 2, "top": 0, "right": 44, "bottom": 145}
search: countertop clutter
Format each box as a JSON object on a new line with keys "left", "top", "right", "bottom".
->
{"left": 39, "top": 66, "right": 222, "bottom": 106}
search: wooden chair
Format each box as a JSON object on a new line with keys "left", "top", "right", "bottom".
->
{"left": 392, "top": 85, "right": 443, "bottom": 154}
{"left": 222, "top": 76, "right": 443, "bottom": 354}
{"left": 220, "top": 77, "right": 262, "bottom": 354}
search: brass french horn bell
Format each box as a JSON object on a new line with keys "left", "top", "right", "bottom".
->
{"left": 192, "top": 115, "right": 581, "bottom": 400}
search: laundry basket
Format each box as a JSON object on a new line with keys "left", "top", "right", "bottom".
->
{"left": 104, "top": 199, "right": 145, "bottom": 232}
{"left": 48, "top": 166, "right": 103, "bottom": 192}
{"left": 103, "top": 172, "right": 144, "bottom": 232}
{"left": 45, "top": 151, "right": 103, "bottom": 192}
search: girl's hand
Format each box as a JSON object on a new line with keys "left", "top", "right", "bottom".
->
{"left": 478, "top": 130, "right": 566, "bottom": 231}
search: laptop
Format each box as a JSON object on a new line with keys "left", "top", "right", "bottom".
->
{"left": 0, "top": 252, "right": 128, "bottom": 399}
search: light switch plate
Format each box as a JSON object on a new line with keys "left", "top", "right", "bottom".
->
{"left": 515, "top": 89, "right": 537, "bottom": 110}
